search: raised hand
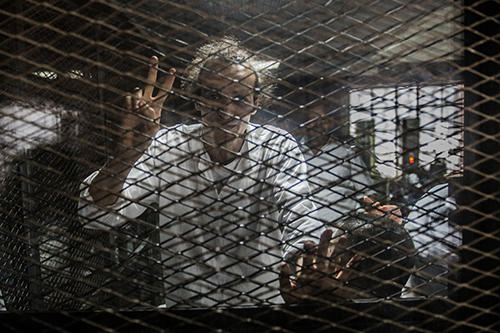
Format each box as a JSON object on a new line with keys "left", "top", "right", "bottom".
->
{"left": 280, "top": 229, "right": 361, "bottom": 303}
{"left": 121, "top": 56, "right": 176, "bottom": 150}
{"left": 363, "top": 196, "right": 402, "bottom": 224}
{"left": 89, "top": 56, "right": 175, "bottom": 206}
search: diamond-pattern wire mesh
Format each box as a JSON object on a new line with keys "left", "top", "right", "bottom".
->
{"left": 0, "top": 0, "right": 498, "bottom": 331}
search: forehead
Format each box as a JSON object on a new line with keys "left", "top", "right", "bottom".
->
{"left": 199, "top": 61, "right": 256, "bottom": 91}
{"left": 308, "top": 104, "right": 330, "bottom": 117}
{"left": 296, "top": 104, "right": 329, "bottom": 120}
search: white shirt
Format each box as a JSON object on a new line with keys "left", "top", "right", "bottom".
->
{"left": 405, "top": 183, "right": 461, "bottom": 261}
{"left": 79, "top": 123, "right": 323, "bottom": 308}
{"left": 302, "top": 140, "right": 374, "bottom": 225}
{"left": 0, "top": 290, "right": 5, "bottom": 311}
{"left": 403, "top": 183, "right": 461, "bottom": 297}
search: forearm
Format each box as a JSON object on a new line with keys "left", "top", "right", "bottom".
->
{"left": 88, "top": 143, "right": 148, "bottom": 206}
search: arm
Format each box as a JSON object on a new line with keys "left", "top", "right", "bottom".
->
{"left": 270, "top": 134, "right": 324, "bottom": 260}
{"left": 274, "top": 140, "right": 363, "bottom": 302}
{"left": 270, "top": 135, "right": 357, "bottom": 302}
{"left": 88, "top": 56, "right": 176, "bottom": 207}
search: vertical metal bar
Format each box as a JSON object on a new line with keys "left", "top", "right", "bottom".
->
{"left": 19, "top": 154, "right": 44, "bottom": 311}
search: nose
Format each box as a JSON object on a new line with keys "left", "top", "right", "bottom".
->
{"left": 217, "top": 99, "right": 238, "bottom": 120}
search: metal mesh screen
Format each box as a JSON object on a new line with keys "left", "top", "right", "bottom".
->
{"left": 1, "top": 0, "right": 498, "bottom": 331}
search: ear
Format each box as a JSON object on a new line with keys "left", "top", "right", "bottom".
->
{"left": 194, "top": 101, "right": 201, "bottom": 112}
{"left": 193, "top": 87, "right": 204, "bottom": 112}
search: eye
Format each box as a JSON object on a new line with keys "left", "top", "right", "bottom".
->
{"left": 200, "top": 89, "right": 221, "bottom": 101}
{"left": 212, "top": 92, "right": 222, "bottom": 100}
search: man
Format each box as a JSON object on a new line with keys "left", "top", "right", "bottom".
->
{"left": 294, "top": 99, "right": 401, "bottom": 225}
{"left": 79, "top": 37, "right": 355, "bottom": 307}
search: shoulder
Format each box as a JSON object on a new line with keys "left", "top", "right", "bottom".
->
{"left": 415, "top": 183, "right": 449, "bottom": 206}
{"left": 406, "top": 183, "right": 452, "bottom": 223}
{"left": 426, "top": 183, "right": 449, "bottom": 197}
{"left": 320, "top": 139, "right": 360, "bottom": 159}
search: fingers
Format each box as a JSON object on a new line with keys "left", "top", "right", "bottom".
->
{"left": 368, "top": 202, "right": 402, "bottom": 224}
{"left": 364, "top": 196, "right": 380, "bottom": 212}
{"left": 124, "top": 95, "right": 132, "bottom": 112}
{"left": 365, "top": 196, "right": 402, "bottom": 222}
{"left": 160, "top": 68, "right": 176, "bottom": 91}
{"left": 363, "top": 196, "right": 380, "bottom": 208}
{"left": 144, "top": 56, "right": 159, "bottom": 99}
{"left": 154, "top": 68, "right": 176, "bottom": 107}
{"left": 364, "top": 196, "right": 381, "bottom": 207}
{"left": 132, "top": 87, "right": 143, "bottom": 110}
{"left": 363, "top": 196, "right": 374, "bottom": 205}
{"left": 381, "top": 205, "right": 401, "bottom": 215}
{"left": 327, "top": 235, "right": 347, "bottom": 279}
{"left": 331, "top": 235, "right": 347, "bottom": 259}
{"left": 381, "top": 205, "right": 403, "bottom": 224}
{"left": 336, "top": 255, "right": 362, "bottom": 282}
{"left": 317, "top": 229, "right": 333, "bottom": 272}
{"left": 302, "top": 242, "right": 316, "bottom": 272}
{"left": 380, "top": 204, "right": 396, "bottom": 211}
{"left": 392, "top": 209, "right": 403, "bottom": 224}
{"left": 279, "top": 263, "right": 293, "bottom": 291}
{"left": 138, "top": 56, "right": 176, "bottom": 118}
{"left": 280, "top": 263, "right": 297, "bottom": 303}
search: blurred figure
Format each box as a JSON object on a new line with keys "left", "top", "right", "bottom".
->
{"left": 402, "top": 176, "right": 463, "bottom": 297}
{"left": 295, "top": 100, "right": 401, "bottom": 225}
{"left": 334, "top": 214, "right": 415, "bottom": 299}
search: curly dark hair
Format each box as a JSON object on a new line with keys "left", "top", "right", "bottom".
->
{"left": 182, "top": 36, "right": 276, "bottom": 105}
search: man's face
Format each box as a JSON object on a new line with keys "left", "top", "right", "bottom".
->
{"left": 195, "top": 61, "right": 258, "bottom": 139}
{"left": 304, "top": 104, "right": 336, "bottom": 137}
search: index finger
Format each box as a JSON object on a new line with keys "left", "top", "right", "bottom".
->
{"left": 144, "top": 56, "right": 159, "bottom": 99}
{"left": 301, "top": 242, "right": 316, "bottom": 272}
{"left": 317, "top": 229, "right": 333, "bottom": 272}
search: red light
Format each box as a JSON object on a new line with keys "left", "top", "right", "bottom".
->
{"left": 409, "top": 156, "right": 415, "bottom": 164}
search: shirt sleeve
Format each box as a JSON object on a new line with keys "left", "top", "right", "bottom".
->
{"left": 405, "top": 183, "right": 459, "bottom": 260}
{"left": 269, "top": 134, "right": 325, "bottom": 260}
{"left": 78, "top": 136, "right": 161, "bottom": 230}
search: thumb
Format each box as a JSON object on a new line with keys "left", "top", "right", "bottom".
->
{"left": 280, "top": 263, "right": 297, "bottom": 303}
{"left": 280, "top": 263, "right": 293, "bottom": 288}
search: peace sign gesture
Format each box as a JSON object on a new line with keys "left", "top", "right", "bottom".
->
{"left": 280, "top": 229, "right": 361, "bottom": 303}
{"left": 121, "top": 56, "right": 176, "bottom": 150}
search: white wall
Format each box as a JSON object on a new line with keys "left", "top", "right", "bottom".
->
{"left": 350, "top": 85, "right": 463, "bottom": 178}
